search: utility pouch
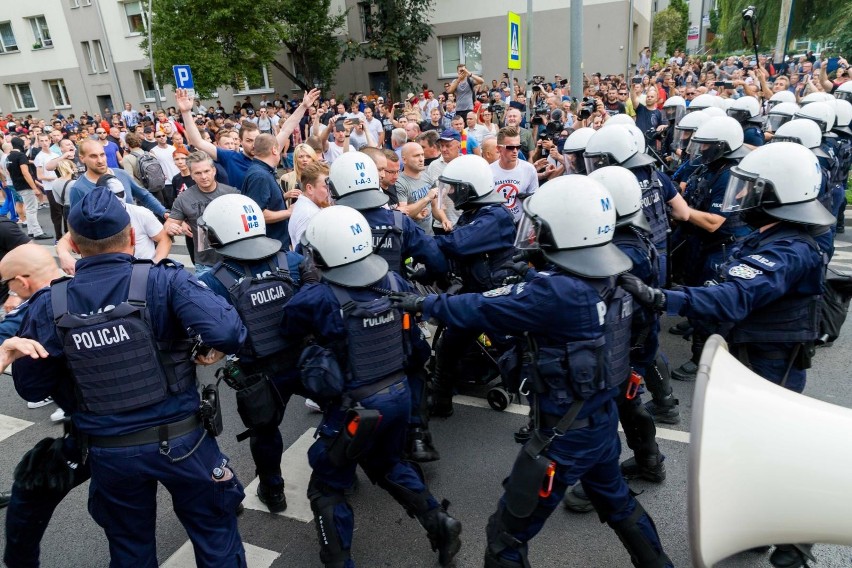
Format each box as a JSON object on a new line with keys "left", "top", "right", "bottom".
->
{"left": 566, "top": 337, "right": 605, "bottom": 400}
{"left": 200, "top": 382, "right": 223, "bottom": 438}
{"left": 794, "top": 342, "right": 815, "bottom": 370}
{"left": 326, "top": 408, "right": 382, "bottom": 467}
{"left": 299, "top": 344, "right": 345, "bottom": 400}
{"left": 496, "top": 346, "right": 521, "bottom": 393}
{"left": 235, "top": 373, "right": 283, "bottom": 440}
{"left": 504, "top": 437, "right": 556, "bottom": 519}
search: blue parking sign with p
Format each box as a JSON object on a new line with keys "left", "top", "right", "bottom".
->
{"left": 173, "top": 65, "right": 195, "bottom": 97}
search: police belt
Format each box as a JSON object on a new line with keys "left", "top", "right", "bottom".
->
{"left": 86, "top": 414, "right": 201, "bottom": 448}
{"left": 537, "top": 404, "right": 609, "bottom": 431}
{"left": 342, "top": 371, "right": 405, "bottom": 407}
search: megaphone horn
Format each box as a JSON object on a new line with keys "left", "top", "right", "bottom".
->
{"left": 689, "top": 334, "right": 852, "bottom": 567}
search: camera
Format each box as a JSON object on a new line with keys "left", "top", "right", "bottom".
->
{"left": 578, "top": 97, "right": 596, "bottom": 120}
{"left": 741, "top": 5, "right": 755, "bottom": 20}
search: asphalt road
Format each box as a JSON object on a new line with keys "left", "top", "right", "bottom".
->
{"left": 0, "top": 207, "right": 850, "bottom": 567}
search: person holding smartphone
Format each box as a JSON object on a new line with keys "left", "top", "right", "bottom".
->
{"left": 447, "top": 63, "right": 484, "bottom": 121}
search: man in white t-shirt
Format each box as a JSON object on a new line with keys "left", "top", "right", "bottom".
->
{"left": 320, "top": 119, "right": 355, "bottom": 165}
{"left": 33, "top": 133, "right": 62, "bottom": 237}
{"left": 149, "top": 132, "right": 180, "bottom": 207}
{"left": 287, "top": 161, "right": 330, "bottom": 247}
{"left": 363, "top": 106, "right": 384, "bottom": 148}
{"left": 490, "top": 126, "right": 538, "bottom": 222}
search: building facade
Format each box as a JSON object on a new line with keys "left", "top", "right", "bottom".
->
{"left": 0, "top": 0, "right": 651, "bottom": 119}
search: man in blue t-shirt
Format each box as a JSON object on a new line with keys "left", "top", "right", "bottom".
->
{"left": 241, "top": 134, "right": 291, "bottom": 250}
{"left": 96, "top": 127, "right": 123, "bottom": 168}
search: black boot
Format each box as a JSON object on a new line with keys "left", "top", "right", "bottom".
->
{"left": 419, "top": 501, "right": 462, "bottom": 566}
{"left": 667, "top": 320, "right": 692, "bottom": 336}
{"left": 562, "top": 483, "right": 595, "bottom": 514}
{"left": 671, "top": 360, "right": 698, "bottom": 381}
{"left": 407, "top": 426, "right": 440, "bottom": 462}
{"left": 513, "top": 419, "right": 534, "bottom": 444}
{"left": 643, "top": 354, "right": 680, "bottom": 424}
{"left": 770, "top": 544, "right": 814, "bottom": 568}
{"left": 621, "top": 454, "right": 666, "bottom": 483}
{"left": 484, "top": 550, "right": 525, "bottom": 567}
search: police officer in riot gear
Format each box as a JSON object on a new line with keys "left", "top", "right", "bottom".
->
{"left": 583, "top": 124, "right": 691, "bottom": 286}
{"left": 763, "top": 101, "right": 800, "bottom": 141}
{"left": 828, "top": 98, "right": 852, "bottom": 234}
{"left": 670, "top": 109, "right": 711, "bottom": 182}
{"left": 670, "top": 116, "right": 751, "bottom": 381}
{"left": 393, "top": 176, "right": 673, "bottom": 568}
{"left": 621, "top": 142, "right": 832, "bottom": 568}
{"left": 726, "top": 96, "right": 765, "bottom": 146}
{"left": 280, "top": 206, "right": 462, "bottom": 568}
{"left": 196, "top": 193, "right": 307, "bottom": 513}
{"left": 561, "top": 127, "right": 595, "bottom": 175}
{"left": 429, "top": 154, "right": 517, "bottom": 417}
{"left": 11, "top": 187, "right": 249, "bottom": 567}
{"left": 328, "top": 149, "right": 448, "bottom": 462}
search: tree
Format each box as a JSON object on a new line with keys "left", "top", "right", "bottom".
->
{"left": 341, "top": 0, "right": 435, "bottom": 101}
{"left": 143, "top": 0, "right": 346, "bottom": 98}
{"left": 669, "top": 0, "right": 690, "bottom": 53}
{"left": 652, "top": 8, "right": 685, "bottom": 55}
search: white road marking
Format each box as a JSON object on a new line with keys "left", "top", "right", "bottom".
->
{"left": 241, "top": 428, "right": 315, "bottom": 522}
{"left": 0, "top": 413, "right": 33, "bottom": 443}
{"left": 160, "top": 540, "right": 280, "bottom": 568}
{"left": 453, "top": 394, "right": 691, "bottom": 444}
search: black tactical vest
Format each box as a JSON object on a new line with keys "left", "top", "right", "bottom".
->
{"left": 330, "top": 280, "right": 404, "bottom": 390}
{"left": 213, "top": 252, "right": 295, "bottom": 360}
{"left": 371, "top": 210, "right": 405, "bottom": 273}
{"left": 51, "top": 261, "right": 194, "bottom": 415}
{"left": 637, "top": 169, "right": 670, "bottom": 249}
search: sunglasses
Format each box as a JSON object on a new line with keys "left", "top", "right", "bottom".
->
{"left": 500, "top": 144, "right": 522, "bottom": 151}
{"left": 155, "top": 134, "right": 167, "bottom": 138}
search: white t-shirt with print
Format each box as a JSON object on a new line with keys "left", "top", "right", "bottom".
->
{"left": 490, "top": 160, "right": 539, "bottom": 222}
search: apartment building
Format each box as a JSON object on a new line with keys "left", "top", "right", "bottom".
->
{"left": 0, "top": 0, "right": 651, "bottom": 119}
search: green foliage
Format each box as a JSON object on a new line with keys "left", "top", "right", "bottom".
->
{"left": 143, "top": 0, "right": 345, "bottom": 98}
{"left": 709, "top": 8, "right": 721, "bottom": 34}
{"left": 652, "top": 8, "right": 685, "bottom": 55}
{"left": 669, "top": 0, "right": 690, "bottom": 53}
{"left": 341, "top": 0, "right": 434, "bottom": 100}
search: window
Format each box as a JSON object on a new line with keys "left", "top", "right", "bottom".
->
{"left": 46, "top": 79, "right": 70, "bottom": 107}
{"left": 9, "top": 83, "right": 36, "bottom": 111}
{"left": 82, "top": 41, "right": 96, "bottom": 73}
{"left": 28, "top": 15, "right": 52, "bottom": 48}
{"left": 70, "top": 0, "right": 80, "bottom": 7}
{"left": 93, "top": 40, "right": 108, "bottom": 72}
{"left": 136, "top": 69, "right": 163, "bottom": 101}
{"left": 358, "top": 2, "right": 375, "bottom": 41}
{"left": 236, "top": 66, "right": 272, "bottom": 93}
{"left": 124, "top": 1, "right": 146, "bottom": 34}
{"left": 0, "top": 22, "right": 18, "bottom": 53}
{"left": 81, "top": 0, "right": 92, "bottom": 5}
{"left": 439, "top": 33, "right": 482, "bottom": 77}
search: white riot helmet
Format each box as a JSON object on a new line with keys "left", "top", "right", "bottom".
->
{"left": 562, "top": 127, "right": 596, "bottom": 175}
{"left": 767, "top": 90, "right": 796, "bottom": 111}
{"left": 328, "top": 151, "right": 387, "bottom": 210}
{"left": 438, "top": 154, "right": 502, "bottom": 210}
{"left": 771, "top": 119, "right": 830, "bottom": 159}
{"left": 663, "top": 96, "right": 687, "bottom": 124}
{"left": 764, "top": 102, "right": 800, "bottom": 133}
{"left": 701, "top": 107, "right": 726, "bottom": 118}
{"left": 197, "top": 194, "right": 282, "bottom": 260}
{"left": 673, "top": 111, "right": 710, "bottom": 153}
{"left": 727, "top": 96, "right": 762, "bottom": 123}
{"left": 302, "top": 205, "right": 388, "bottom": 287}
{"left": 515, "top": 176, "right": 632, "bottom": 277}
{"left": 584, "top": 124, "right": 655, "bottom": 172}
{"left": 723, "top": 142, "right": 834, "bottom": 226}
{"left": 718, "top": 98, "right": 735, "bottom": 112}
{"left": 794, "top": 101, "right": 836, "bottom": 134}
{"left": 688, "top": 94, "right": 720, "bottom": 112}
{"left": 831, "top": 99, "right": 852, "bottom": 135}
{"left": 836, "top": 81, "right": 852, "bottom": 104}
{"left": 588, "top": 166, "right": 651, "bottom": 232}
{"left": 604, "top": 114, "right": 635, "bottom": 127}
{"left": 687, "top": 116, "right": 748, "bottom": 164}
{"left": 800, "top": 92, "right": 834, "bottom": 106}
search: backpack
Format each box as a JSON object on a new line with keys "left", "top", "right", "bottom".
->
{"left": 133, "top": 150, "right": 166, "bottom": 193}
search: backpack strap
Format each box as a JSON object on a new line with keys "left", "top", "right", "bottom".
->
{"left": 271, "top": 252, "right": 291, "bottom": 276}
{"left": 392, "top": 210, "right": 405, "bottom": 233}
{"left": 128, "top": 261, "right": 153, "bottom": 307}
{"left": 329, "top": 284, "right": 357, "bottom": 318}
{"left": 212, "top": 262, "right": 243, "bottom": 290}
{"left": 50, "top": 278, "right": 72, "bottom": 322}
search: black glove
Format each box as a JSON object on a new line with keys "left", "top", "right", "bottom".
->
{"left": 408, "top": 267, "right": 431, "bottom": 285}
{"left": 619, "top": 274, "right": 666, "bottom": 311}
{"left": 14, "top": 437, "right": 75, "bottom": 494}
{"left": 502, "top": 261, "right": 530, "bottom": 285}
{"left": 389, "top": 292, "right": 426, "bottom": 314}
{"left": 298, "top": 251, "right": 322, "bottom": 285}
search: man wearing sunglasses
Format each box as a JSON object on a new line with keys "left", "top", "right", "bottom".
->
{"left": 491, "top": 126, "right": 539, "bottom": 222}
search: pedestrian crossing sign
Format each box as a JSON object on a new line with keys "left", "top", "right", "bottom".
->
{"left": 508, "top": 12, "right": 521, "bottom": 70}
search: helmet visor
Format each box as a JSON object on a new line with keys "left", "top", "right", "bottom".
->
{"left": 721, "top": 166, "right": 777, "bottom": 212}
{"left": 583, "top": 153, "right": 613, "bottom": 174}
{"left": 514, "top": 214, "right": 542, "bottom": 250}
{"left": 563, "top": 150, "right": 587, "bottom": 175}
{"left": 837, "top": 90, "right": 852, "bottom": 104}
{"left": 438, "top": 176, "right": 472, "bottom": 209}
{"left": 195, "top": 217, "right": 215, "bottom": 252}
{"left": 764, "top": 113, "right": 791, "bottom": 133}
{"left": 727, "top": 108, "right": 751, "bottom": 123}
{"left": 770, "top": 135, "right": 803, "bottom": 146}
{"left": 673, "top": 128, "right": 695, "bottom": 151}
{"left": 665, "top": 105, "right": 686, "bottom": 124}
{"left": 687, "top": 139, "right": 728, "bottom": 164}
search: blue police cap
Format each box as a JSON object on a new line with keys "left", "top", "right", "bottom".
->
{"left": 68, "top": 186, "right": 130, "bottom": 240}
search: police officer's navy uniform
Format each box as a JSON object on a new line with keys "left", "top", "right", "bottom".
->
{"left": 743, "top": 123, "right": 765, "bottom": 147}
{"left": 281, "top": 272, "right": 460, "bottom": 568}
{"left": 200, "top": 250, "right": 304, "bottom": 510}
{"left": 430, "top": 201, "right": 516, "bottom": 415}
{"left": 630, "top": 165, "right": 678, "bottom": 285}
{"left": 12, "top": 188, "right": 248, "bottom": 567}
{"left": 418, "top": 270, "right": 672, "bottom": 568}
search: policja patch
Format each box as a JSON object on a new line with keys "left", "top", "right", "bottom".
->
{"left": 728, "top": 264, "right": 763, "bottom": 280}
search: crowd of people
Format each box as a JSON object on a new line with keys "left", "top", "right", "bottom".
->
{"left": 0, "top": 46, "right": 849, "bottom": 568}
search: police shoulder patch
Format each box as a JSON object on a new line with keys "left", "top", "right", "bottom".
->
{"left": 728, "top": 264, "right": 763, "bottom": 280}
{"left": 483, "top": 285, "right": 514, "bottom": 297}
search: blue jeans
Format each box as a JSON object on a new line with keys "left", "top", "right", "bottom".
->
{"left": 87, "top": 428, "right": 246, "bottom": 568}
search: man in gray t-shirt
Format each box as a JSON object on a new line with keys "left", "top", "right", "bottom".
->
{"left": 164, "top": 154, "right": 237, "bottom": 273}
{"left": 396, "top": 171, "right": 436, "bottom": 234}
{"left": 447, "top": 63, "right": 484, "bottom": 117}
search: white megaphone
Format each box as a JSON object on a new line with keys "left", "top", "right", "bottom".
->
{"left": 689, "top": 334, "right": 852, "bottom": 567}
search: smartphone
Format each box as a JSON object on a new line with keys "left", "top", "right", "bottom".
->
{"left": 632, "top": 77, "right": 642, "bottom": 84}
{"left": 351, "top": 118, "right": 361, "bottom": 125}
{"left": 714, "top": 81, "right": 725, "bottom": 87}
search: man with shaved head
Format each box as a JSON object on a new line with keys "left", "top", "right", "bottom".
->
{"left": 0, "top": 243, "right": 63, "bottom": 341}
{"left": 395, "top": 142, "right": 451, "bottom": 235}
